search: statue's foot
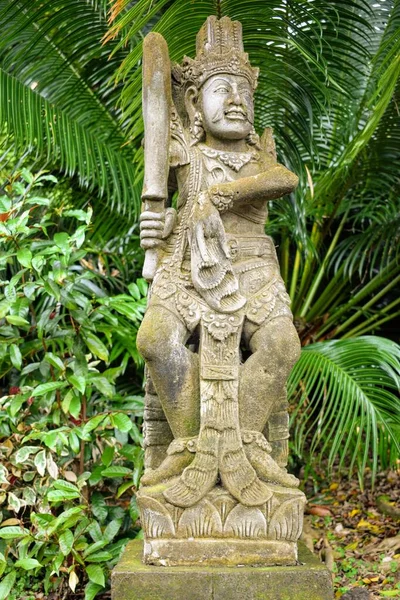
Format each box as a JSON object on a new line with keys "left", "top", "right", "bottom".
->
{"left": 141, "top": 450, "right": 194, "bottom": 486}
{"left": 221, "top": 468, "right": 273, "bottom": 506}
{"left": 245, "top": 443, "right": 299, "bottom": 488}
{"left": 163, "top": 454, "right": 218, "bottom": 508}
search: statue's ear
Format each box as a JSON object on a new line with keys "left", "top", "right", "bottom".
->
{"left": 184, "top": 85, "right": 198, "bottom": 123}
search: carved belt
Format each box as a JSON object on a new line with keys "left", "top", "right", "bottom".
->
{"left": 225, "top": 235, "right": 277, "bottom": 263}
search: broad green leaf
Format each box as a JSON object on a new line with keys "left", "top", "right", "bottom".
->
{"left": 117, "top": 481, "right": 134, "bottom": 499}
{"left": 0, "top": 571, "right": 16, "bottom": 600}
{"left": 15, "top": 558, "right": 42, "bottom": 570}
{"left": 10, "top": 344, "right": 22, "bottom": 370}
{"left": 127, "top": 282, "right": 140, "bottom": 300}
{"left": 104, "top": 519, "right": 122, "bottom": 543}
{"left": 61, "top": 389, "right": 74, "bottom": 413}
{"left": 69, "top": 395, "right": 82, "bottom": 420}
{"left": 47, "top": 490, "right": 80, "bottom": 502}
{"left": 81, "top": 414, "right": 107, "bottom": 437}
{"left": 0, "top": 465, "right": 9, "bottom": 485}
{"left": 136, "top": 278, "right": 148, "bottom": 296}
{"left": 34, "top": 450, "right": 46, "bottom": 476}
{"left": 86, "top": 564, "right": 105, "bottom": 587}
{"left": 82, "top": 331, "right": 109, "bottom": 362}
{"left": 130, "top": 497, "right": 140, "bottom": 523}
{"left": 88, "top": 521, "right": 103, "bottom": 543}
{"left": 84, "top": 581, "right": 103, "bottom": 600}
{"left": 16, "top": 248, "right": 32, "bottom": 268}
{"left": 54, "top": 232, "right": 70, "bottom": 253}
{"left": 63, "top": 209, "right": 89, "bottom": 222}
{"left": 0, "top": 197, "right": 11, "bottom": 213}
{"left": 10, "top": 394, "right": 26, "bottom": 417}
{"left": 32, "top": 255, "right": 45, "bottom": 272}
{"left": 7, "top": 492, "right": 21, "bottom": 512}
{"left": 111, "top": 413, "right": 132, "bottom": 433}
{"left": 21, "top": 362, "right": 40, "bottom": 375}
{"left": 0, "top": 526, "right": 30, "bottom": 539}
{"left": 51, "top": 552, "right": 64, "bottom": 575}
{"left": 6, "top": 315, "right": 29, "bottom": 327}
{"left": 90, "top": 492, "right": 108, "bottom": 523}
{"left": 83, "top": 541, "right": 108, "bottom": 558}
{"left": 45, "top": 352, "right": 64, "bottom": 371}
{"left": 68, "top": 375, "right": 86, "bottom": 394}
{"left": 33, "top": 381, "right": 68, "bottom": 396}
{"left": 47, "top": 507, "right": 84, "bottom": 535}
{"left": 23, "top": 282, "right": 36, "bottom": 299}
{"left": 53, "top": 480, "right": 80, "bottom": 494}
{"left": 85, "top": 551, "right": 113, "bottom": 563}
{"left": 59, "top": 529, "right": 74, "bottom": 556}
{"left": 92, "top": 376, "right": 114, "bottom": 398}
{"left": 101, "top": 466, "right": 131, "bottom": 478}
{"left": 101, "top": 445, "right": 115, "bottom": 467}
{"left": 14, "top": 446, "right": 40, "bottom": 464}
{"left": 69, "top": 431, "right": 81, "bottom": 454}
{"left": 5, "top": 284, "right": 16, "bottom": 303}
{"left": 0, "top": 300, "right": 10, "bottom": 319}
{"left": 0, "top": 552, "right": 5, "bottom": 578}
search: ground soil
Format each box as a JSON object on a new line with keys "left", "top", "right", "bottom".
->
{"left": 303, "top": 467, "right": 400, "bottom": 598}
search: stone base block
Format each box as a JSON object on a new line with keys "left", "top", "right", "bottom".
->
{"left": 111, "top": 540, "right": 334, "bottom": 600}
{"left": 143, "top": 538, "right": 297, "bottom": 567}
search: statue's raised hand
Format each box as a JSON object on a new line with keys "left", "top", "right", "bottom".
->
{"left": 139, "top": 207, "right": 176, "bottom": 250}
{"left": 192, "top": 191, "right": 231, "bottom": 267}
{"left": 189, "top": 191, "right": 245, "bottom": 313}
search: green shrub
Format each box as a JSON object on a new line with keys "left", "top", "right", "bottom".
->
{"left": 0, "top": 169, "right": 146, "bottom": 599}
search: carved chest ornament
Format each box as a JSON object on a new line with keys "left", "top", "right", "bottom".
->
{"left": 199, "top": 144, "right": 260, "bottom": 172}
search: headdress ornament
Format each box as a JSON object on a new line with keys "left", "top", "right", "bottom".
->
{"left": 176, "top": 16, "right": 259, "bottom": 90}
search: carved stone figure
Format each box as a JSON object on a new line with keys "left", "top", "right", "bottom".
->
{"left": 136, "top": 15, "right": 306, "bottom": 567}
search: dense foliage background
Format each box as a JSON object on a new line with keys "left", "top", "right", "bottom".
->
{"left": 0, "top": 0, "right": 399, "bottom": 597}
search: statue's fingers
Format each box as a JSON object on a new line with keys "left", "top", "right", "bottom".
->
{"left": 140, "top": 228, "right": 164, "bottom": 240}
{"left": 140, "top": 219, "right": 165, "bottom": 231}
{"left": 139, "top": 211, "right": 164, "bottom": 222}
{"left": 140, "top": 238, "right": 162, "bottom": 250}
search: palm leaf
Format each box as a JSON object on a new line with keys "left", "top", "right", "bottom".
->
{"left": 0, "top": 69, "right": 141, "bottom": 216}
{"left": 0, "top": 0, "right": 141, "bottom": 214}
{"left": 288, "top": 336, "right": 400, "bottom": 484}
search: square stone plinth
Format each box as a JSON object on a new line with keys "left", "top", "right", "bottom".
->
{"left": 111, "top": 540, "right": 334, "bottom": 600}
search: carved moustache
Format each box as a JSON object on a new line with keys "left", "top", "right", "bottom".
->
{"left": 211, "top": 106, "right": 253, "bottom": 124}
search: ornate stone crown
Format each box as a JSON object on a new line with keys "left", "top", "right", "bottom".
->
{"left": 175, "top": 16, "right": 259, "bottom": 90}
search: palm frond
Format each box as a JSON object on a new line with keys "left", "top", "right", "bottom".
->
{"left": 0, "top": 69, "right": 140, "bottom": 216}
{"left": 289, "top": 336, "right": 400, "bottom": 484}
{"left": 0, "top": 0, "right": 141, "bottom": 214}
{"left": 108, "top": 0, "right": 374, "bottom": 160}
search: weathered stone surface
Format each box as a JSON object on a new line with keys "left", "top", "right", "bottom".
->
{"left": 134, "top": 14, "right": 306, "bottom": 568}
{"left": 111, "top": 540, "right": 334, "bottom": 600}
{"left": 143, "top": 539, "right": 298, "bottom": 567}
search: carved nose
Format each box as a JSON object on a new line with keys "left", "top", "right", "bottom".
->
{"left": 229, "top": 92, "right": 242, "bottom": 105}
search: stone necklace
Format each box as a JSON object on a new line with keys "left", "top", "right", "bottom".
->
{"left": 198, "top": 144, "right": 259, "bottom": 172}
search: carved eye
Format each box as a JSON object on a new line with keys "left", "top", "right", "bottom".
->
{"left": 214, "top": 86, "right": 229, "bottom": 93}
{"left": 239, "top": 88, "right": 252, "bottom": 97}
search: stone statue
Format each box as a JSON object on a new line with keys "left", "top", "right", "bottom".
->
{"left": 136, "top": 15, "right": 306, "bottom": 567}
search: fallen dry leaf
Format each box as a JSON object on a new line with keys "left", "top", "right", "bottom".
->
{"left": 308, "top": 505, "right": 333, "bottom": 517}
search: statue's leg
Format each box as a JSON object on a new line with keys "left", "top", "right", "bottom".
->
{"left": 239, "top": 316, "right": 300, "bottom": 487}
{"left": 137, "top": 304, "right": 200, "bottom": 439}
{"left": 239, "top": 316, "right": 300, "bottom": 432}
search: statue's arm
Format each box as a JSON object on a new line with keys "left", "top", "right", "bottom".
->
{"left": 208, "top": 164, "right": 298, "bottom": 209}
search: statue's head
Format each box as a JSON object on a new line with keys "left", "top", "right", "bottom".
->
{"left": 173, "top": 16, "right": 259, "bottom": 144}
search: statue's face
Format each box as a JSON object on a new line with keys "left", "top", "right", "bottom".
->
{"left": 199, "top": 74, "right": 254, "bottom": 141}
